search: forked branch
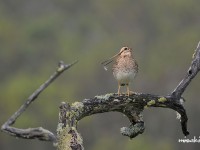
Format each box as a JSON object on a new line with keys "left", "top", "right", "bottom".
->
{"left": 56, "top": 42, "right": 200, "bottom": 149}
{"left": 1, "top": 42, "right": 200, "bottom": 150}
{"left": 1, "top": 60, "right": 78, "bottom": 143}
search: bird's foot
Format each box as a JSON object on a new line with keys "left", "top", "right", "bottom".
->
{"left": 117, "top": 92, "right": 122, "bottom": 96}
{"left": 127, "top": 91, "right": 137, "bottom": 96}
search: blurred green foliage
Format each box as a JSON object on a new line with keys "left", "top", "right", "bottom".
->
{"left": 1, "top": 0, "right": 200, "bottom": 150}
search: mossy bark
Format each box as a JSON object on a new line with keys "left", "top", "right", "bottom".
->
{"left": 57, "top": 103, "right": 84, "bottom": 150}
{"left": 57, "top": 92, "right": 189, "bottom": 149}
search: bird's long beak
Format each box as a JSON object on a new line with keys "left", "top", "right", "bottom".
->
{"left": 101, "top": 51, "right": 122, "bottom": 66}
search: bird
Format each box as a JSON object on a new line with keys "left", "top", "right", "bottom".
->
{"left": 101, "top": 46, "right": 138, "bottom": 96}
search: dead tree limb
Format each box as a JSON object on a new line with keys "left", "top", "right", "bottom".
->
{"left": 56, "top": 42, "right": 200, "bottom": 150}
{"left": 171, "top": 41, "right": 200, "bottom": 98}
{"left": 1, "top": 60, "right": 78, "bottom": 143}
{"left": 1, "top": 42, "right": 200, "bottom": 150}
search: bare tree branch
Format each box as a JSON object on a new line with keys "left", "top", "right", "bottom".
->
{"left": 1, "top": 42, "right": 200, "bottom": 150}
{"left": 1, "top": 60, "right": 78, "bottom": 143}
{"left": 63, "top": 93, "right": 188, "bottom": 138}
{"left": 56, "top": 42, "right": 200, "bottom": 149}
{"left": 171, "top": 41, "right": 200, "bottom": 98}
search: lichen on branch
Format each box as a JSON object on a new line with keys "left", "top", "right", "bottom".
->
{"left": 1, "top": 41, "right": 200, "bottom": 150}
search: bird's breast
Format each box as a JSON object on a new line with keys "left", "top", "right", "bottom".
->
{"left": 112, "top": 56, "right": 138, "bottom": 84}
{"left": 113, "top": 69, "right": 137, "bottom": 84}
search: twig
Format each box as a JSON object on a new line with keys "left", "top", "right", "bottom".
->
{"left": 1, "top": 60, "right": 78, "bottom": 143}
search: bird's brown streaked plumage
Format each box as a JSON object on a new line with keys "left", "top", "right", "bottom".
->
{"left": 102, "top": 46, "right": 138, "bottom": 96}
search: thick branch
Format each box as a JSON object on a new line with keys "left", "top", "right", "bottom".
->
{"left": 59, "top": 41, "right": 200, "bottom": 147}
{"left": 56, "top": 102, "right": 83, "bottom": 150}
{"left": 2, "top": 42, "right": 200, "bottom": 150}
{"left": 68, "top": 93, "right": 188, "bottom": 138}
{"left": 1, "top": 61, "right": 77, "bottom": 143}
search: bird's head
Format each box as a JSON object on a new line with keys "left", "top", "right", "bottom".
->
{"left": 119, "top": 46, "right": 132, "bottom": 57}
{"left": 101, "top": 46, "right": 132, "bottom": 69}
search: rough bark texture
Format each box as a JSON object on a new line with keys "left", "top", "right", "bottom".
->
{"left": 57, "top": 92, "right": 187, "bottom": 149}
{"left": 56, "top": 41, "right": 200, "bottom": 149}
{"left": 1, "top": 42, "right": 200, "bottom": 150}
{"left": 56, "top": 103, "right": 84, "bottom": 150}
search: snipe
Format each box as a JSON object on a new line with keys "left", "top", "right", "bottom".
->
{"left": 101, "top": 47, "right": 138, "bottom": 96}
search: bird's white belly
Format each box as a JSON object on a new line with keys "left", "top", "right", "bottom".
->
{"left": 114, "top": 70, "right": 136, "bottom": 84}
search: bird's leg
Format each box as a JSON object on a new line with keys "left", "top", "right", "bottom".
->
{"left": 126, "top": 84, "right": 130, "bottom": 96}
{"left": 118, "top": 82, "right": 121, "bottom": 96}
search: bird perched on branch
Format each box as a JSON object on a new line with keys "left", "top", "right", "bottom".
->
{"left": 101, "top": 47, "right": 138, "bottom": 96}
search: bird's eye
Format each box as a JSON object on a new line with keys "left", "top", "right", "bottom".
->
{"left": 124, "top": 47, "right": 128, "bottom": 50}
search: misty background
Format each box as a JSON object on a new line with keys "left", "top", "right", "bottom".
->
{"left": 0, "top": 0, "right": 200, "bottom": 150}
